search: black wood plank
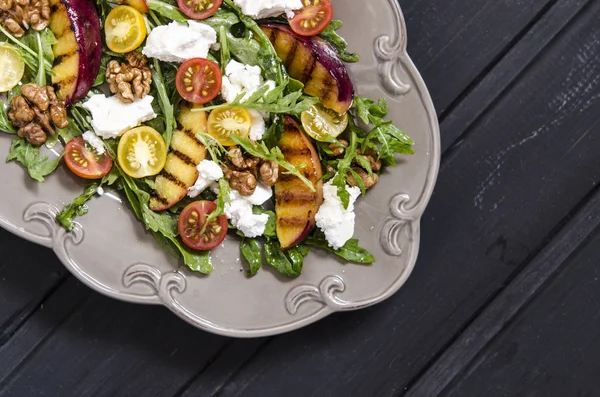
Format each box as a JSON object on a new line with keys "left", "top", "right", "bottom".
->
{"left": 0, "top": 229, "right": 67, "bottom": 347}
{"left": 208, "top": 3, "right": 600, "bottom": 396}
{"left": 0, "top": 285, "right": 227, "bottom": 397}
{"left": 443, "top": 221, "right": 600, "bottom": 397}
{"left": 406, "top": 185, "right": 600, "bottom": 396}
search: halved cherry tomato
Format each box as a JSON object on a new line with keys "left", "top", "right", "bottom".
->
{"left": 288, "top": 0, "right": 333, "bottom": 37}
{"left": 207, "top": 108, "right": 251, "bottom": 146}
{"left": 300, "top": 103, "right": 348, "bottom": 142}
{"left": 0, "top": 44, "right": 24, "bottom": 93}
{"left": 176, "top": 58, "right": 222, "bottom": 104}
{"left": 64, "top": 137, "right": 113, "bottom": 179}
{"left": 117, "top": 126, "right": 167, "bottom": 178}
{"left": 104, "top": 6, "right": 147, "bottom": 53}
{"left": 177, "top": 0, "right": 222, "bottom": 20}
{"left": 178, "top": 201, "right": 228, "bottom": 250}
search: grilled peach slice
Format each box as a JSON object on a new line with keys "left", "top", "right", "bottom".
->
{"left": 150, "top": 104, "right": 207, "bottom": 211}
{"left": 49, "top": 0, "right": 102, "bottom": 104}
{"left": 261, "top": 23, "right": 354, "bottom": 114}
{"left": 275, "top": 117, "right": 324, "bottom": 249}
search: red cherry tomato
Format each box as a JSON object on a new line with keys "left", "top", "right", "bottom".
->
{"left": 176, "top": 0, "right": 222, "bottom": 20}
{"left": 178, "top": 201, "right": 228, "bottom": 250}
{"left": 288, "top": 0, "right": 333, "bottom": 37}
{"left": 64, "top": 137, "right": 113, "bottom": 180}
{"left": 176, "top": 58, "right": 222, "bottom": 104}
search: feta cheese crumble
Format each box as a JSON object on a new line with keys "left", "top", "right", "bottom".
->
{"left": 249, "top": 110, "right": 267, "bottom": 141}
{"left": 82, "top": 131, "right": 105, "bottom": 155}
{"left": 83, "top": 95, "right": 157, "bottom": 139}
{"left": 220, "top": 60, "right": 275, "bottom": 103}
{"left": 225, "top": 183, "right": 273, "bottom": 238}
{"left": 234, "top": 0, "right": 302, "bottom": 19}
{"left": 188, "top": 160, "right": 224, "bottom": 198}
{"left": 143, "top": 21, "right": 217, "bottom": 63}
{"left": 315, "top": 181, "right": 361, "bottom": 250}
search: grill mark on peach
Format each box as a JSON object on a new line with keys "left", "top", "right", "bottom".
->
{"left": 284, "top": 40, "right": 299, "bottom": 69}
{"left": 52, "top": 50, "right": 77, "bottom": 65}
{"left": 161, "top": 171, "right": 186, "bottom": 188}
{"left": 151, "top": 192, "right": 170, "bottom": 206}
{"left": 301, "top": 54, "right": 317, "bottom": 84}
{"left": 182, "top": 128, "right": 203, "bottom": 145}
{"left": 276, "top": 190, "right": 315, "bottom": 204}
{"left": 318, "top": 75, "right": 336, "bottom": 102}
{"left": 278, "top": 217, "right": 310, "bottom": 227}
{"left": 171, "top": 149, "right": 195, "bottom": 167}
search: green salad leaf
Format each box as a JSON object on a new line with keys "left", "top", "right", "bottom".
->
{"left": 319, "top": 20, "right": 360, "bottom": 63}
{"left": 264, "top": 239, "right": 303, "bottom": 278}
{"left": 240, "top": 237, "right": 262, "bottom": 276}
{"left": 0, "top": 104, "right": 16, "bottom": 134}
{"left": 304, "top": 233, "right": 375, "bottom": 264}
{"left": 201, "top": 178, "right": 230, "bottom": 234}
{"left": 147, "top": 0, "right": 188, "bottom": 22}
{"left": 6, "top": 138, "right": 62, "bottom": 182}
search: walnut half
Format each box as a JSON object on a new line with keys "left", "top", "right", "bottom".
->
{"left": 106, "top": 53, "right": 152, "bottom": 103}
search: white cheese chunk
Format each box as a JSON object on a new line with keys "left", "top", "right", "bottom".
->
{"left": 315, "top": 181, "right": 361, "bottom": 250}
{"left": 83, "top": 95, "right": 157, "bottom": 139}
{"left": 249, "top": 110, "right": 267, "bottom": 141}
{"left": 221, "top": 60, "right": 275, "bottom": 103}
{"left": 188, "top": 160, "right": 224, "bottom": 198}
{"left": 82, "top": 131, "right": 106, "bottom": 155}
{"left": 97, "top": 186, "right": 104, "bottom": 196}
{"left": 233, "top": 0, "right": 302, "bottom": 19}
{"left": 225, "top": 183, "right": 273, "bottom": 238}
{"left": 143, "top": 21, "right": 217, "bottom": 63}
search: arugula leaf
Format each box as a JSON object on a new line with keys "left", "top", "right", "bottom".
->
{"left": 240, "top": 237, "right": 262, "bottom": 276}
{"left": 230, "top": 134, "right": 315, "bottom": 192}
{"left": 34, "top": 31, "right": 46, "bottom": 86}
{"left": 6, "top": 138, "right": 62, "bottom": 182}
{"left": 354, "top": 96, "right": 414, "bottom": 166}
{"left": 201, "top": 178, "right": 230, "bottom": 234}
{"left": 56, "top": 182, "right": 99, "bottom": 231}
{"left": 0, "top": 104, "right": 16, "bottom": 134}
{"left": 330, "top": 130, "right": 358, "bottom": 208}
{"left": 197, "top": 132, "right": 227, "bottom": 163}
{"left": 319, "top": 20, "right": 359, "bottom": 63}
{"left": 55, "top": 168, "right": 119, "bottom": 231}
{"left": 264, "top": 239, "right": 302, "bottom": 277}
{"left": 151, "top": 59, "right": 176, "bottom": 147}
{"left": 93, "top": 53, "right": 111, "bottom": 87}
{"left": 304, "top": 234, "right": 375, "bottom": 264}
{"left": 0, "top": 26, "right": 52, "bottom": 70}
{"left": 219, "top": 26, "right": 231, "bottom": 74}
{"left": 146, "top": 0, "right": 187, "bottom": 22}
{"left": 286, "top": 244, "right": 309, "bottom": 272}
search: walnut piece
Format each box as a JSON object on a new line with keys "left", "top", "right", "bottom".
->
{"left": 21, "top": 83, "right": 49, "bottom": 111}
{"left": 259, "top": 161, "right": 279, "bottom": 186}
{"left": 106, "top": 54, "right": 152, "bottom": 103}
{"left": 8, "top": 96, "right": 34, "bottom": 127}
{"left": 228, "top": 147, "right": 260, "bottom": 170}
{"left": 18, "top": 122, "right": 46, "bottom": 145}
{"left": 329, "top": 139, "right": 348, "bottom": 157}
{"left": 7, "top": 83, "right": 68, "bottom": 146}
{"left": 223, "top": 166, "right": 257, "bottom": 196}
{"left": 0, "top": 0, "right": 48, "bottom": 35}
{"left": 347, "top": 167, "right": 379, "bottom": 189}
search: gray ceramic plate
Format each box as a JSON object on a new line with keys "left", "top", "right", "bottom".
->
{"left": 0, "top": 0, "right": 440, "bottom": 337}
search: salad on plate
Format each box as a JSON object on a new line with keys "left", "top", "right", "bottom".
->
{"left": 0, "top": 0, "right": 415, "bottom": 277}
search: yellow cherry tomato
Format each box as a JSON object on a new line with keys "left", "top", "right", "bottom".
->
{"left": 300, "top": 103, "right": 349, "bottom": 142}
{"left": 117, "top": 126, "right": 167, "bottom": 178}
{"left": 207, "top": 108, "right": 252, "bottom": 146}
{"left": 0, "top": 44, "right": 25, "bottom": 92}
{"left": 104, "top": 6, "right": 147, "bottom": 53}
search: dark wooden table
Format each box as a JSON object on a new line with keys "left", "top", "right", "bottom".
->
{"left": 1, "top": 1, "right": 600, "bottom": 396}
